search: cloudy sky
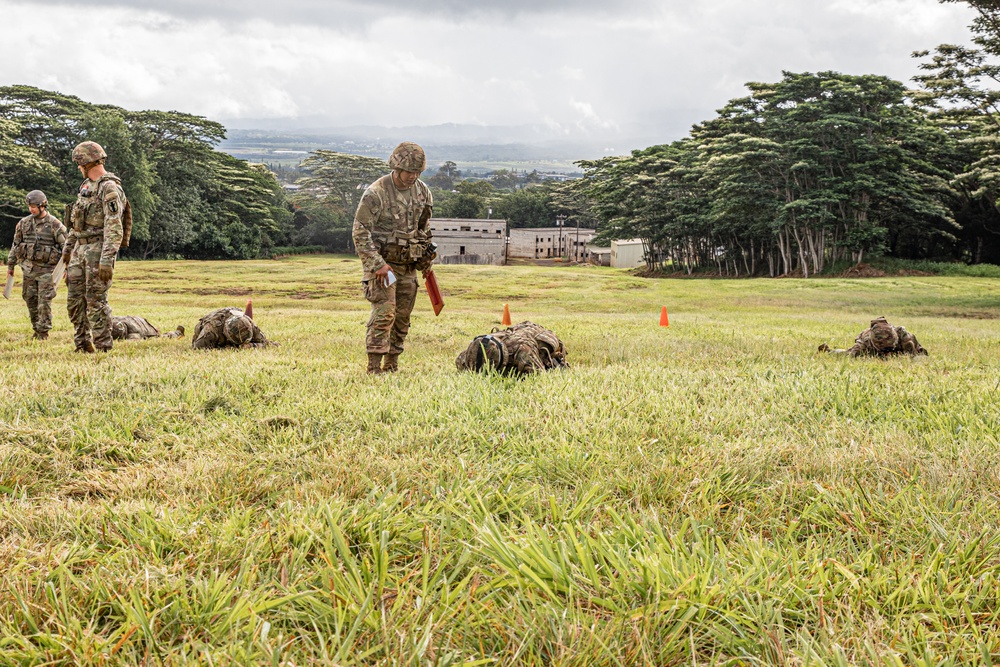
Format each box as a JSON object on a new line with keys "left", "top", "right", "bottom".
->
{"left": 2, "top": 0, "right": 978, "bottom": 144}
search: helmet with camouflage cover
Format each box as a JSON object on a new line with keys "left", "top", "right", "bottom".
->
{"left": 72, "top": 141, "right": 107, "bottom": 166}
{"left": 388, "top": 141, "right": 426, "bottom": 172}
{"left": 25, "top": 190, "right": 48, "bottom": 207}
{"left": 869, "top": 316, "right": 899, "bottom": 352}
{"left": 223, "top": 314, "right": 254, "bottom": 346}
{"left": 111, "top": 319, "right": 128, "bottom": 340}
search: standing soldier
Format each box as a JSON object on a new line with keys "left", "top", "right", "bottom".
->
{"left": 6, "top": 190, "right": 67, "bottom": 339}
{"left": 62, "top": 141, "right": 129, "bottom": 353}
{"left": 352, "top": 141, "right": 436, "bottom": 374}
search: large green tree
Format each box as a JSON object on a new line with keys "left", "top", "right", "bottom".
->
{"left": 913, "top": 0, "right": 1000, "bottom": 262}
{"left": 0, "top": 86, "right": 292, "bottom": 259}
{"left": 580, "top": 72, "right": 957, "bottom": 275}
{"left": 294, "top": 150, "right": 387, "bottom": 251}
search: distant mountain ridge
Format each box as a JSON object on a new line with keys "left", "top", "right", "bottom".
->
{"left": 218, "top": 115, "right": 707, "bottom": 158}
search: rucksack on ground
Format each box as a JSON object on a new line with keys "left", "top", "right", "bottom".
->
{"left": 456, "top": 321, "right": 569, "bottom": 375}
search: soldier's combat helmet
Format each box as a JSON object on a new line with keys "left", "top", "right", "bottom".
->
{"left": 388, "top": 141, "right": 426, "bottom": 172}
{"left": 111, "top": 319, "right": 128, "bottom": 340}
{"left": 869, "top": 316, "right": 899, "bottom": 351}
{"left": 25, "top": 190, "right": 48, "bottom": 207}
{"left": 223, "top": 314, "right": 254, "bottom": 346}
{"left": 72, "top": 141, "right": 107, "bottom": 166}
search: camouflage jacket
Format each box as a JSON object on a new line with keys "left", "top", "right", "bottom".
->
{"left": 456, "top": 321, "right": 570, "bottom": 375}
{"left": 8, "top": 212, "right": 66, "bottom": 271}
{"left": 823, "top": 317, "right": 928, "bottom": 357}
{"left": 352, "top": 174, "right": 433, "bottom": 277}
{"left": 111, "top": 316, "right": 160, "bottom": 340}
{"left": 192, "top": 307, "right": 270, "bottom": 349}
{"left": 64, "top": 173, "right": 126, "bottom": 267}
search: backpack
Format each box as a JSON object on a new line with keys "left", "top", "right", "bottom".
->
{"left": 96, "top": 175, "right": 133, "bottom": 248}
{"left": 456, "top": 321, "right": 569, "bottom": 375}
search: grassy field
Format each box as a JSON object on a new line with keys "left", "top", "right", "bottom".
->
{"left": 2, "top": 256, "right": 1000, "bottom": 666}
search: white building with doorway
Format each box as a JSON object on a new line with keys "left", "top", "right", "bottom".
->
{"left": 507, "top": 226, "right": 596, "bottom": 261}
{"left": 611, "top": 239, "right": 646, "bottom": 268}
{"left": 428, "top": 218, "right": 507, "bottom": 265}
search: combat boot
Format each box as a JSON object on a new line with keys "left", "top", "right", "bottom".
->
{"left": 32, "top": 331, "right": 48, "bottom": 340}
{"left": 75, "top": 341, "right": 96, "bottom": 354}
{"left": 367, "top": 353, "right": 384, "bottom": 374}
{"left": 382, "top": 353, "right": 399, "bottom": 373}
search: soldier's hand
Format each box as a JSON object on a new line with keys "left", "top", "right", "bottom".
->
{"left": 817, "top": 343, "right": 830, "bottom": 353}
{"left": 6, "top": 269, "right": 12, "bottom": 277}
{"left": 374, "top": 264, "right": 391, "bottom": 287}
{"left": 61, "top": 253, "right": 71, "bottom": 266}
{"left": 98, "top": 264, "right": 114, "bottom": 282}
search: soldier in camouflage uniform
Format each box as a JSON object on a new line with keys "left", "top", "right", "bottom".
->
{"left": 818, "top": 316, "right": 928, "bottom": 357}
{"left": 191, "top": 306, "right": 272, "bottom": 349}
{"left": 6, "top": 191, "right": 67, "bottom": 339}
{"left": 62, "top": 141, "right": 127, "bottom": 353}
{"left": 352, "top": 142, "right": 436, "bottom": 374}
{"left": 110, "top": 316, "right": 184, "bottom": 340}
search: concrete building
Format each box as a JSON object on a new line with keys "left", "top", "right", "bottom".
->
{"left": 587, "top": 244, "right": 611, "bottom": 266}
{"left": 429, "top": 218, "right": 507, "bottom": 265}
{"left": 611, "top": 239, "right": 646, "bottom": 269}
{"left": 507, "top": 226, "right": 596, "bottom": 261}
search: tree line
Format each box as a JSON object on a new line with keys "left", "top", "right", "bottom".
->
{"left": 574, "top": 0, "right": 1000, "bottom": 274}
{"left": 0, "top": 86, "right": 292, "bottom": 260}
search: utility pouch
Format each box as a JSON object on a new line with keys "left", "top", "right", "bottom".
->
{"left": 70, "top": 202, "right": 86, "bottom": 231}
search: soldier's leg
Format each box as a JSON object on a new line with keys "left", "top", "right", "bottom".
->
{"left": 85, "top": 249, "right": 114, "bottom": 351}
{"left": 66, "top": 249, "right": 92, "bottom": 350}
{"left": 35, "top": 271, "right": 55, "bottom": 334}
{"left": 364, "top": 276, "right": 396, "bottom": 372}
{"left": 22, "top": 272, "right": 40, "bottom": 332}
{"left": 388, "top": 267, "right": 418, "bottom": 356}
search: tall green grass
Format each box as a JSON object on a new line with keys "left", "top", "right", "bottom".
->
{"left": 1, "top": 256, "right": 999, "bottom": 665}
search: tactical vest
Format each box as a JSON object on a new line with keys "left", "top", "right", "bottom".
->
{"left": 15, "top": 214, "right": 62, "bottom": 266}
{"left": 69, "top": 174, "right": 132, "bottom": 247}
{"left": 371, "top": 175, "right": 431, "bottom": 265}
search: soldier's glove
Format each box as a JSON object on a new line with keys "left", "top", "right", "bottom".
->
{"left": 61, "top": 253, "right": 71, "bottom": 266}
{"left": 817, "top": 343, "right": 830, "bottom": 353}
{"left": 98, "top": 264, "right": 114, "bottom": 282}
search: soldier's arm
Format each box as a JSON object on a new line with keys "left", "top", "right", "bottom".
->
{"left": 191, "top": 327, "right": 215, "bottom": 349}
{"left": 53, "top": 220, "right": 68, "bottom": 255}
{"left": 416, "top": 185, "right": 434, "bottom": 241}
{"left": 7, "top": 222, "right": 22, "bottom": 270}
{"left": 352, "top": 189, "right": 386, "bottom": 274}
{"left": 250, "top": 324, "right": 273, "bottom": 347}
{"left": 99, "top": 182, "right": 125, "bottom": 266}
{"left": 897, "top": 327, "right": 928, "bottom": 356}
{"left": 63, "top": 227, "right": 78, "bottom": 261}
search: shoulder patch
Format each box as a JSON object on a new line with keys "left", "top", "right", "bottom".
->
{"left": 102, "top": 184, "right": 122, "bottom": 201}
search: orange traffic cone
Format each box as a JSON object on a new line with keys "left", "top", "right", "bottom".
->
{"left": 659, "top": 306, "right": 669, "bottom": 327}
{"left": 501, "top": 303, "right": 512, "bottom": 326}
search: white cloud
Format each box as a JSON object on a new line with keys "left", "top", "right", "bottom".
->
{"left": 0, "top": 0, "right": 979, "bottom": 145}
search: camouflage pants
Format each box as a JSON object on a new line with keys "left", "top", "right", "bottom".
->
{"left": 66, "top": 240, "right": 114, "bottom": 351}
{"left": 363, "top": 263, "right": 417, "bottom": 355}
{"left": 21, "top": 265, "right": 56, "bottom": 334}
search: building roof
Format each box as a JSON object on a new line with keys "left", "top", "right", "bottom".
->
{"left": 509, "top": 227, "right": 596, "bottom": 234}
